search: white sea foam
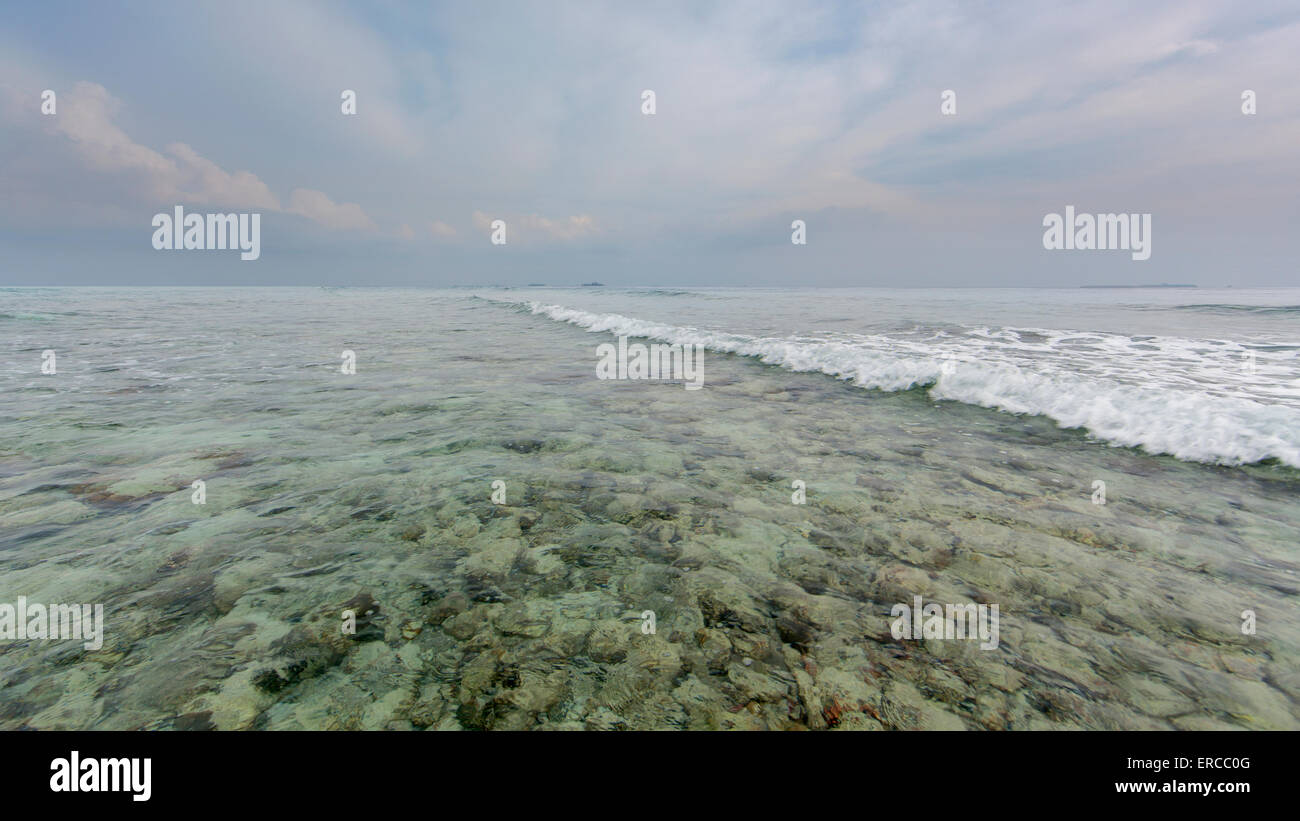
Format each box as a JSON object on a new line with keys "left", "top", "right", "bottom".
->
{"left": 520, "top": 300, "right": 1300, "bottom": 468}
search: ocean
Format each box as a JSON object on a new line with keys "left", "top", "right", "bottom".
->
{"left": 1, "top": 286, "right": 1297, "bottom": 729}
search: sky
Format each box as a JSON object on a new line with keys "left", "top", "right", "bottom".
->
{"left": 1, "top": 0, "right": 1298, "bottom": 287}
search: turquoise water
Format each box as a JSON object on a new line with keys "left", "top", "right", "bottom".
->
{"left": 1, "top": 287, "right": 1297, "bottom": 729}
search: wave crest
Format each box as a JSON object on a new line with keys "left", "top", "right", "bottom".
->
{"left": 515, "top": 300, "right": 1300, "bottom": 468}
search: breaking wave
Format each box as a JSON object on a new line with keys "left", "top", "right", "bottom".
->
{"left": 515, "top": 300, "right": 1300, "bottom": 468}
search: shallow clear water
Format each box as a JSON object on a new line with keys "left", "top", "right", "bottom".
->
{"left": 1, "top": 287, "right": 1297, "bottom": 730}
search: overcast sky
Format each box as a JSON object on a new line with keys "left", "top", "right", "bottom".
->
{"left": 2, "top": 0, "right": 1298, "bottom": 287}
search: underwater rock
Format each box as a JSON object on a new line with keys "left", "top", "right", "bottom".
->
{"left": 399, "top": 524, "right": 426, "bottom": 542}
{"left": 426, "top": 592, "right": 469, "bottom": 624}
{"left": 497, "top": 668, "right": 566, "bottom": 718}
{"left": 501, "top": 438, "right": 545, "bottom": 454}
{"left": 409, "top": 682, "right": 450, "bottom": 728}
{"left": 596, "top": 665, "right": 655, "bottom": 714}
{"left": 523, "top": 545, "right": 566, "bottom": 577}
{"left": 463, "top": 538, "right": 524, "bottom": 580}
{"left": 628, "top": 634, "right": 682, "bottom": 677}
{"left": 775, "top": 613, "right": 817, "bottom": 652}
{"left": 495, "top": 600, "right": 552, "bottom": 638}
{"left": 464, "top": 576, "right": 509, "bottom": 603}
{"left": 673, "top": 674, "right": 737, "bottom": 730}
{"left": 340, "top": 593, "right": 383, "bottom": 642}
{"left": 515, "top": 509, "right": 540, "bottom": 531}
{"left": 251, "top": 638, "right": 345, "bottom": 695}
{"left": 793, "top": 668, "right": 825, "bottom": 729}
{"left": 872, "top": 563, "right": 936, "bottom": 603}
{"left": 695, "top": 628, "right": 732, "bottom": 674}
{"left": 452, "top": 651, "right": 568, "bottom": 730}
{"left": 537, "top": 608, "right": 593, "bottom": 658}
{"left": 727, "top": 663, "right": 788, "bottom": 703}
{"left": 729, "top": 630, "right": 771, "bottom": 661}
{"left": 443, "top": 606, "right": 492, "bottom": 641}
{"left": 249, "top": 589, "right": 384, "bottom": 696}
{"left": 585, "top": 706, "right": 627, "bottom": 731}
{"left": 69, "top": 481, "right": 170, "bottom": 509}
{"left": 452, "top": 515, "right": 480, "bottom": 539}
{"left": 693, "top": 573, "right": 769, "bottom": 633}
{"left": 171, "top": 710, "right": 216, "bottom": 731}
{"left": 1197, "top": 677, "right": 1297, "bottom": 729}
{"left": 400, "top": 621, "right": 423, "bottom": 640}
{"left": 586, "top": 619, "right": 631, "bottom": 663}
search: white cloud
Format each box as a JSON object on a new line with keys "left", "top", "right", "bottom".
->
{"left": 163, "top": 142, "right": 280, "bottom": 210}
{"left": 45, "top": 82, "right": 278, "bottom": 209}
{"left": 472, "top": 210, "right": 596, "bottom": 242}
{"left": 29, "top": 81, "right": 378, "bottom": 231}
{"left": 287, "top": 189, "right": 376, "bottom": 231}
{"left": 520, "top": 213, "right": 596, "bottom": 240}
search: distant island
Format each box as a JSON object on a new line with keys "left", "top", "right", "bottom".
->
{"left": 527, "top": 283, "right": 546, "bottom": 287}
{"left": 580, "top": 282, "right": 605, "bottom": 287}
{"left": 1080, "top": 284, "right": 1196, "bottom": 289}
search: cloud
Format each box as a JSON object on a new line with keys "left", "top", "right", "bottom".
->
{"left": 163, "top": 142, "right": 280, "bottom": 210}
{"left": 3, "top": 0, "right": 1300, "bottom": 285}
{"left": 49, "top": 82, "right": 279, "bottom": 209}
{"left": 472, "top": 210, "right": 596, "bottom": 242}
{"left": 520, "top": 213, "right": 596, "bottom": 240}
{"left": 287, "top": 189, "right": 377, "bottom": 231}
{"left": 23, "top": 81, "right": 378, "bottom": 230}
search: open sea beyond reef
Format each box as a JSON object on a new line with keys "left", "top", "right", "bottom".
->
{"left": 1, "top": 286, "right": 1298, "bottom": 730}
